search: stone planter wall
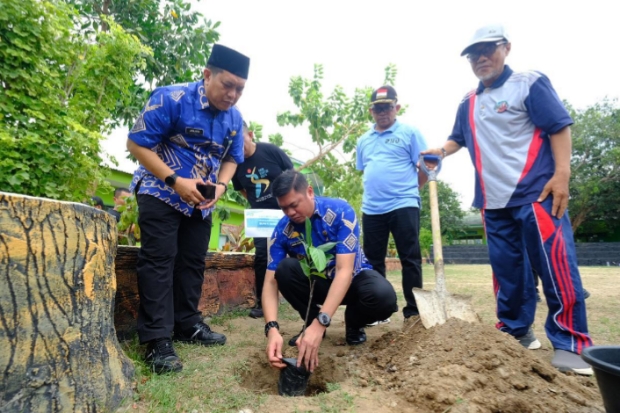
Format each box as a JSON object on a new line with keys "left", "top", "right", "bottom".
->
{"left": 115, "top": 246, "right": 256, "bottom": 339}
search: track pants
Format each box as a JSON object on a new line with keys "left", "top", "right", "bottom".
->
{"left": 483, "top": 197, "right": 592, "bottom": 353}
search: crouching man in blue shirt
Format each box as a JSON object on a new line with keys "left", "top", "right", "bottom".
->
{"left": 262, "top": 170, "right": 398, "bottom": 372}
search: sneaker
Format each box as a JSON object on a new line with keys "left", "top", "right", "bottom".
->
{"left": 145, "top": 337, "right": 183, "bottom": 374}
{"left": 173, "top": 321, "right": 226, "bottom": 346}
{"left": 345, "top": 326, "right": 367, "bottom": 345}
{"left": 552, "top": 349, "right": 593, "bottom": 375}
{"left": 288, "top": 327, "right": 326, "bottom": 347}
{"left": 583, "top": 289, "right": 591, "bottom": 300}
{"left": 366, "top": 318, "right": 391, "bottom": 327}
{"left": 249, "top": 306, "right": 263, "bottom": 319}
{"left": 516, "top": 327, "right": 542, "bottom": 350}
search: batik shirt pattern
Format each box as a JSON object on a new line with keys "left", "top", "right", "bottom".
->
{"left": 267, "top": 197, "right": 372, "bottom": 279}
{"left": 128, "top": 79, "right": 244, "bottom": 218}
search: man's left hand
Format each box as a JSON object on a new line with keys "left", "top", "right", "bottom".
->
{"left": 296, "top": 322, "right": 325, "bottom": 373}
{"left": 198, "top": 182, "right": 226, "bottom": 210}
{"left": 537, "top": 172, "right": 570, "bottom": 218}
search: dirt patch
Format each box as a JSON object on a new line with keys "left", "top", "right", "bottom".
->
{"left": 239, "top": 349, "right": 349, "bottom": 396}
{"left": 351, "top": 318, "right": 603, "bottom": 413}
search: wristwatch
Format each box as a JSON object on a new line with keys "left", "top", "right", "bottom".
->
{"left": 164, "top": 173, "right": 179, "bottom": 187}
{"left": 264, "top": 321, "right": 280, "bottom": 337}
{"left": 440, "top": 147, "right": 448, "bottom": 159}
{"left": 216, "top": 181, "right": 228, "bottom": 194}
{"left": 317, "top": 312, "right": 331, "bottom": 328}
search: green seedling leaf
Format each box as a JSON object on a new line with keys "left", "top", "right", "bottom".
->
{"left": 309, "top": 246, "right": 327, "bottom": 272}
{"left": 316, "top": 242, "right": 337, "bottom": 252}
{"left": 299, "top": 259, "right": 311, "bottom": 279}
{"left": 304, "top": 218, "right": 313, "bottom": 247}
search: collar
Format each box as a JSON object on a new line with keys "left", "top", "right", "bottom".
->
{"left": 311, "top": 196, "right": 324, "bottom": 218}
{"left": 372, "top": 119, "right": 400, "bottom": 135}
{"left": 476, "top": 65, "right": 513, "bottom": 94}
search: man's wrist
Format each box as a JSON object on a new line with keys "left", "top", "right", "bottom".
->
{"left": 441, "top": 147, "right": 448, "bottom": 159}
{"left": 216, "top": 181, "right": 228, "bottom": 193}
{"left": 264, "top": 321, "right": 280, "bottom": 337}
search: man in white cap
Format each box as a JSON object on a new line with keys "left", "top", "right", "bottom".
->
{"left": 422, "top": 24, "right": 593, "bottom": 375}
{"left": 127, "top": 44, "right": 250, "bottom": 374}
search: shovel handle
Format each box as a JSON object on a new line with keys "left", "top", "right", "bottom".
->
{"left": 419, "top": 154, "right": 442, "bottom": 181}
{"left": 429, "top": 179, "right": 447, "bottom": 295}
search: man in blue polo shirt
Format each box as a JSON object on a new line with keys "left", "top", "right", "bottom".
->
{"left": 127, "top": 44, "right": 249, "bottom": 374}
{"left": 356, "top": 86, "right": 428, "bottom": 322}
{"left": 423, "top": 24, "right": 593, "bottom": 375}
{"left": 262, "top": 170, "right": 398, "bottom": 372}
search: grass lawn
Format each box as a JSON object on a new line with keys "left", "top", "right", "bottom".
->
{"left": 119, "top": 264, "right": 619, "bottom": 413}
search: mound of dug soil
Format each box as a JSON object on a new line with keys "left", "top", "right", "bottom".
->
{"left": 354, "top": 318, "right": 604, "bottom": 413}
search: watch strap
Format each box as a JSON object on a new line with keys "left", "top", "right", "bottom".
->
{"left": 264, "top": 321, "right": 279, "bottom": 337}
{"left": 165, "top": 173, "right": 179, "bottom": 187}
{"left": 216, "top": 181, "right": 228, "bottom": 193}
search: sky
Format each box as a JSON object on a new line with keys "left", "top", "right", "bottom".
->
{"left": 103, "top": 0, "right": 620, "bottom": 210}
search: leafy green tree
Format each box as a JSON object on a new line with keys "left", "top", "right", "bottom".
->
{"left": 567, "top": 99, "right": 620, "bottom": 237}
{"left": 419, "top": 181, "right": 465, "bottom": 244}
{"left": 0, "top": 0, "right": 149, "bottom": 200}
{"left": 275, "top": 64, "right": 400, "bottom": 216}
{"left": 68, "top": 0, "right": 221, "bottom": 127}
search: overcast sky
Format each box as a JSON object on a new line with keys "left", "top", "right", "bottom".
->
{"left": 103, "top": 0, "right": 619, "bottom": 209}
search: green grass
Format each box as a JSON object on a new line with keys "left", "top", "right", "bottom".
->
{"left": 120, "top": 264, "right": 619, "bottom": 412}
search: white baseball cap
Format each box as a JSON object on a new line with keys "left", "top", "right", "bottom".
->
{"left": 461, "top": 24, "right": 510, "bottom": 56}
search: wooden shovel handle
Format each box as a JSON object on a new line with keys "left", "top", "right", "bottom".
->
{"left": 429, "top": 180, "right": 447, "bottom": 295}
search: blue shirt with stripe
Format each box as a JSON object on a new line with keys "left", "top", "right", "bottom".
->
{"left": 448, "top": 66, "right": 573, "bottom": 210}
{"left": 356, "top": 120, "right": 428, "bottom": 215}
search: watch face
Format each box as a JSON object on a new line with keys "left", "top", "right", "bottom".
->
{"left": 318, "top": 313, "right": 330, "bottom": 326}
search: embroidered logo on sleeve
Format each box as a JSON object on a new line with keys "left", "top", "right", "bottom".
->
{"left": 342, "top": 214, "right": 357, "bottom": 231}
{"left": 170, "top": 90, "right": 185, "bottom": 102}
{"left": 323, "top": 209, "right": 336, "bottom": 226}
{"left": 343, "top": 233, "right": 358, "bottom": 251}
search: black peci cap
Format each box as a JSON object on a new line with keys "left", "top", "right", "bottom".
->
{"left": 207, "top": 44, "right": 250, "bottom": 79}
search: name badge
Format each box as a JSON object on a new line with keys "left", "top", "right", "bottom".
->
{"left": 185, "top": 127, "right": 204, "bottom": 136}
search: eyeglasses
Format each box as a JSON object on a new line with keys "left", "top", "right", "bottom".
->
{"left": 371, "top": 104, "right": 395, "bottom": 114}
{"left": 466, "top": 41, "right": 507, "bottom": 63}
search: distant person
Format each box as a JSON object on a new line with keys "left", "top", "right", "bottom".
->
{"left": 90, "top": 196, "right": 104, "bottom": 210}
{"left": 422, "top": 24, "right": 593, "bottom": 375}
{"left": 356, "top": 86, "right": 428, "bottom": 324}
{"left": 108, "top": 187, "right": 131, "bottom": 222}
{"left": 126, "top": 44, "right": 249, "bottom": 374}
{"left": 232, "top": 121, "right": 294, "bottom": 319}
{"left": 263, "top": 170, "right": 397, "bottom": 372}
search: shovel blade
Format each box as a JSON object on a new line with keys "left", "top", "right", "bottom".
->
{"left": 413, "top": 288, "right": 480, "bottom": 329}
{"left": 413, "top": 288, "right": 447, "bottom": 328}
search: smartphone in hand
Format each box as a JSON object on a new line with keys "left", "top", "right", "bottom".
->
{"left": 196, "top": 183, "right": 216, "bottom": 200}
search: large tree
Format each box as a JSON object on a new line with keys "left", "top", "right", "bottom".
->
{"left": 275, "top": 64, "right": 399, "bottom": 215}
{"left": 68, "top": 0, "right": 221, "bottom": 127}
{"left": 568, "top": 99, "right": 620, "bottom": 238}
{"left": 0, "top": 0, "right": 149, "bottom": 200}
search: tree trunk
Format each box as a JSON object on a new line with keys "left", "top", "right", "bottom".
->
{"left": 0, "top": 192, "right": 134, "bottom": 412}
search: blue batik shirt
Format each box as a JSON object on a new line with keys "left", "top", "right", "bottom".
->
{"left": 128, "top": 79, "right": 244, "bottom": 218}
{"left": 267, "top": 196, "right": 372, "bottom": 279}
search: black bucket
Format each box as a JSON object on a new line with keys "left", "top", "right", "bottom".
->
{"left": 278, "top": 358, "right": 311, "bottom": 397}
{"left": 581, "top": 346, "right": 620, "bottom": 413}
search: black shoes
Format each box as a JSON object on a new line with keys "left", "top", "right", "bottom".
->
{"left": 345, "top": 326, "right": 367, "bottom": 345}
{"left": 249, "top": 306, "right": 264, "bottom": 319}
{"left": 173, "top": 321, "right": 227, "bottom": 346}
{"left": 145, "top": 337, "right": 183, "bottom": 374}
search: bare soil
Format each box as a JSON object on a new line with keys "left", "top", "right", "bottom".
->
{"left": 238, "top": 315, "right": 604, "bottom": 413}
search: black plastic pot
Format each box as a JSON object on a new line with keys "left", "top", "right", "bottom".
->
{"left": 278, "top": 358, "right": 311, "bottom": 397}
{"left": 581, "top": 346, "right": 620, "bottom": 413}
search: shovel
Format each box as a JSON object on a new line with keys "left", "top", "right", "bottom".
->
{"left": 413, "top": 154, "right": 480, "bottom": 329}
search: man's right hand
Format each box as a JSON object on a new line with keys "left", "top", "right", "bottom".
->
{"left": 171, "top": 177, "right": 207, "bottom": 205}
{"left": 266, "top": 329, "right": 286, "bottom": 370}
